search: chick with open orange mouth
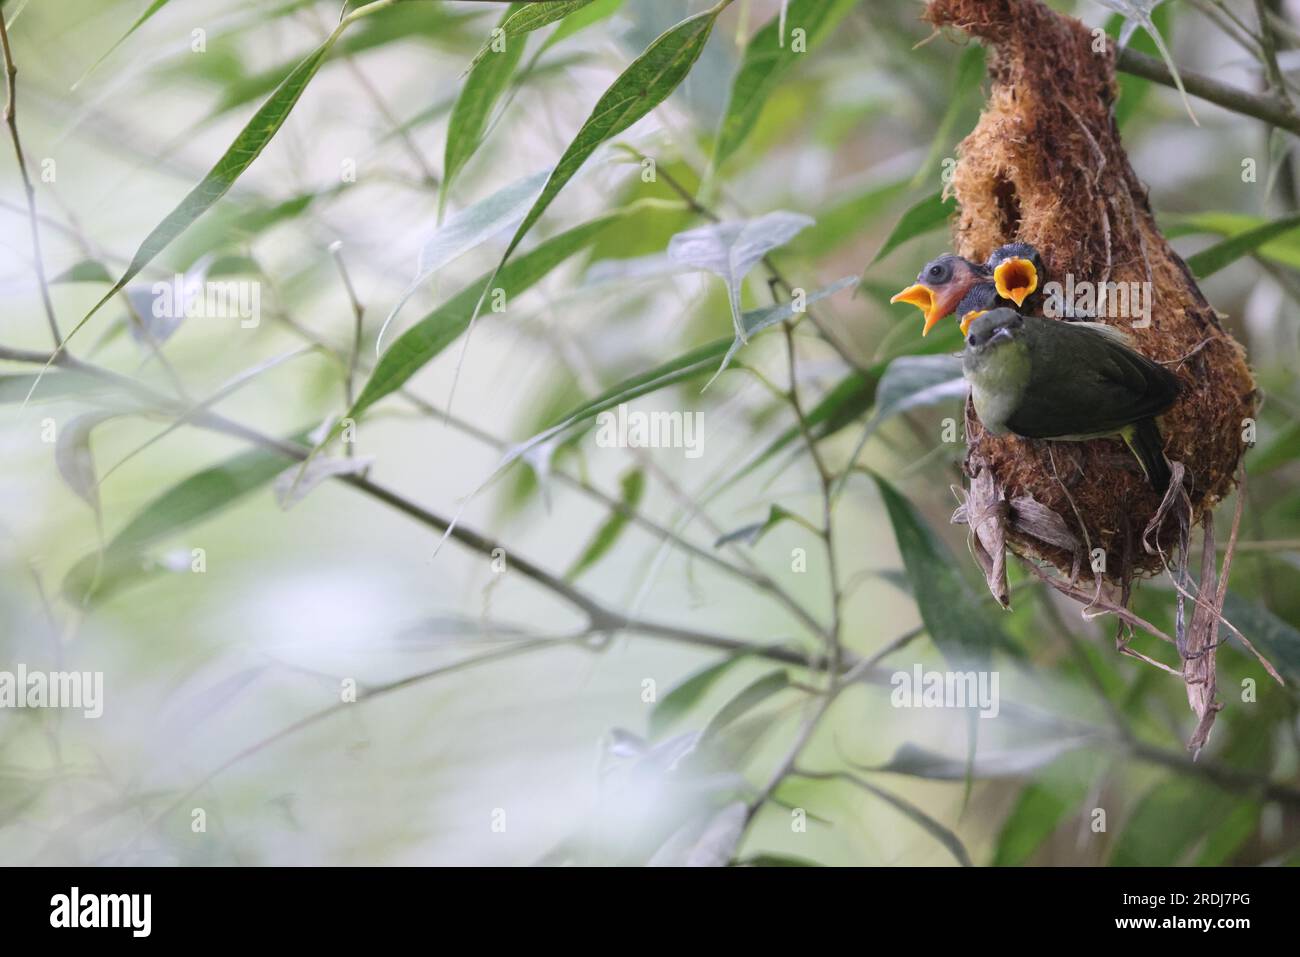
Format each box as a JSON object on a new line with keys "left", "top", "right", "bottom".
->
{"left": 890, "top": 253, "right": 988, "bottom": 336}
{"left": 891, "top": 243, "right": 1045, "bottom": 336}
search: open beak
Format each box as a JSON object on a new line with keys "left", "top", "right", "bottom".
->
{"left": 890, "top": 283, "right": 943, "bottom": 335}
{"left": 993, "top": 258, "right": 1038, "bottom": 307}
{"left": 959, "top": 310, "right": 986, "bottom": 336}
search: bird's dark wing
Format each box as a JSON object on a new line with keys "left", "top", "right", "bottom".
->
{"left": 1004, "top": 317, "right": 1180, "bottom": 438}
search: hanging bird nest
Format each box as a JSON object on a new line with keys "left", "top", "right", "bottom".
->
{"left": 924, "top": 0, "right": 1270, "bottom": 753}
{"left": 927, "top": 0, "right": 1255, "bottom": 580}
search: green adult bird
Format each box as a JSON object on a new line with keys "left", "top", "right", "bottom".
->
{"left": 962, "top": 308, "right": 1181, "bottom": 490}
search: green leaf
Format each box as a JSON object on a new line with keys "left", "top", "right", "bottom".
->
{"left": 1194, "top": 801, "right": 1258, "bottom": 866}
{"left": 66, "top": 2, "right": 395, "bottom": 349}
{"left": 732, "top": 853, "right": 822, "bottom": 867}
{"left": 992, "top": 783, "right": 1072, "bottom": 866}
{"left": 716, "top": 369, "right": 879, "bottom": 493}
{"left": 853, "top": 355, "right": 965, "bottom": 445}
{"left": 55, "top": 413, "right": 117, "bottom": 514}
{"left": 792, "top": 178, "right": 909, "bottom": 259}
{"left": 867, "top": 738, "right": 1090, "bottom": 780}
{"left": 496, "top": 7, "right": 720, "bottom": 271}
{"left": 1223, "top": 592, "right": 1300, "bottom": 687}
{"left": 867, "top": 190, "right": 953, "bottom": 267}
{"left": 714, "top": 505, "right": 800, "bottom": 548}
{"left": 646, "top": 800, "right": 748, "bottom": 867}
{"left": 1110, "top": 777, "right": 1235, "bottom": 866}
{"left": 443, "top": 4, "right": 529, "bottom": 207}
{"left": 1250, "top": 419, "right": 1300, "bottom": 474}
{"left": 701, "top": 669, "right": 790, "bottom": 741}
{"left": 823, "top": 773, "right": 972, "bottom": 866}
{"left": 873, "top": 473, "right": 1007, "bottom": 664}
{"left": 63, "top": 432, "right": 310, "bottom": 603}
{"left": 546, "top": 0, "right": 626, "bottom": 48}
{"left": 0, "top": 372, "right": 108, "bottom": 404}
{"left": 911, "top": 44, "right": 984, "bottom": 188}
{"left": 712, "top": 0, "right": 858, "bottom": 169}
{"left": 566, "top": 468, "right": 645, "bottom": 579}
{"left": 352, "top": 212, "right": 626, "bottom": 421}
{"left": 1185, "top": 213, "right": 1300, "bottom": 279}
{"left": 51, "top": 260, "right": 114, "bottom": 285}
{"left": 649, "top": 653, "right": 750, "bottom": 739}
{"left": 75, "top": 0, "right": 172, "bottom": 88}
{"left": 474, "top": 0, "right": 597, "bottom": 66}
{"left": 80, "top": 43, "right": 333, "bottom": 330}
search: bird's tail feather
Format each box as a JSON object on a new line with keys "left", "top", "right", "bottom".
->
{"left": 1122, "top": 418, "right": 1172, "bottom": 491}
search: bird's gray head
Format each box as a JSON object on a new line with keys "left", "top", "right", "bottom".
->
{"left": 963, "top": 307, "right": 1024, "bottom": 353}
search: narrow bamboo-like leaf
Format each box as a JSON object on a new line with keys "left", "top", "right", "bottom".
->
{"left": 60, "top": 3, "right": 397, "bottom": 362}
{"left": 911, "top": 45, "right": 984, "bottom": 188}
{"left": 733, "top": 853, "right": 822, "bottom": 867}
{"left": 867, "top": 190, "right": 953, "bottom": 267}
{"left": 713, "top": 505, "right": 798, "bottom": 548}
{"left": 992, "top": 783, "right": 1073, "bottom": 867}
{"left": 713, "top": 0, "right": 857, "bottom": 169}
{"left": 381, "top": 167, "right": 552, "bottom": 352}
{"left": 1250, "top": 419, "right": 1300, "bottom": 474}
{"left": 1186, "top": 213, "right": 1300, "bottom": 278}
{"left": 701, "top": 670, "right": 790, "bottom": 740}
{"left": 0, "top": 372, "right": 107, "bottom": 404}
{"left": 353, "top": 212, "right": 625, "bottom": 421}
{"left": 55, "top": 413, "right": 116, "bottom": 512}
{"left": 62, "top": 431, "right": 311, "bottom": 603}
{"left": 711, "top": 369, "right": 878, "bottom": 494}
{"left": 79, "top": 42, "right": 334, "bottom": 332}
{"left": 469, "top": 0, "right": 597, "bottom": 69}
{"left": 440, "top": 6, "right": 719, "bottom": 414}
{"left": 443, "top": 4, "right": 528, "bottom": 206}
{"left": 862, "top": 355, "right": 965, "bottom": 432}
{"left": 1223, "top": 592, "right": 1300, "bottom": 687}
{"left": 833, "top": 355, "right": 966, "bottom": 492}
{"left": 1110, "top": 777, "right": 1234, "bottom": 866}
{"left": 647, "top": 801, "right": 748, "bottom": 867}
{"left": 545, "top": 0, "right": 626, "bottom": 48}
{"left": 51, "top": 260, "right": 114, "bottom": 285}
{"left": 866, "top": 738, "right": 1091, "bottom": 780}
{"left": 497, "top": 7, "right": 720, "bottom": 271}
{"left": 566, "top": 468, "right": 644, "bottom": 579}
{"left": 649, "top": 653, "right": 750, "bottom": 739}
{"left": 854, "top": 775, "right": 973, "bottom": 866}
{"left": 873, "top": 473, "right": 1006, "bottom": 664}
{"left": 1167, "top": 211, "right": 1300, "bottom": 269}
{"left": 794, "top": 178, "right": 908, "bottom": 259}
{"left": 75, "top": 0, "right": 172, "bottom": 89}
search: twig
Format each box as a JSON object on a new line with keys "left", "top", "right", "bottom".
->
{"left": 0, "top": 14, "right": 61, "bottom": 347}
{"left": 1116, "top": 46, "right": 1300, "bottom": 136}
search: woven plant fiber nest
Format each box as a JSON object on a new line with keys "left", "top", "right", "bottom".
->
{"left": 926, "top": 0, "right": 1257, "bottom": 583}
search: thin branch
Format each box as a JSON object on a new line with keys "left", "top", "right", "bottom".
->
{"left": 0, "top": 14, "right": 61, "bottom": 347}
{"left": 1117, "top": 46, "right": 1300, "bottom": 136}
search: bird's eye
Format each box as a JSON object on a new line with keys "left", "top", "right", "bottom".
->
{"left": 926, "top": 262, "right": 950, "bottom": 282}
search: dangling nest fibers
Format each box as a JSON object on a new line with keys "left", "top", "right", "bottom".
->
{"left": 926, "top": 0, "right": 1256, "bottom": 583}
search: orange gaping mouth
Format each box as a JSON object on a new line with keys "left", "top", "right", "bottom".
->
{"left": 890, "top": 283, "right": 943, "bottom": 335}
{"left": 993, "top": 258, "right": 1037, "bottom": 306}
{"left": 959, "top": 310, "right": 987, "bottom": 336}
